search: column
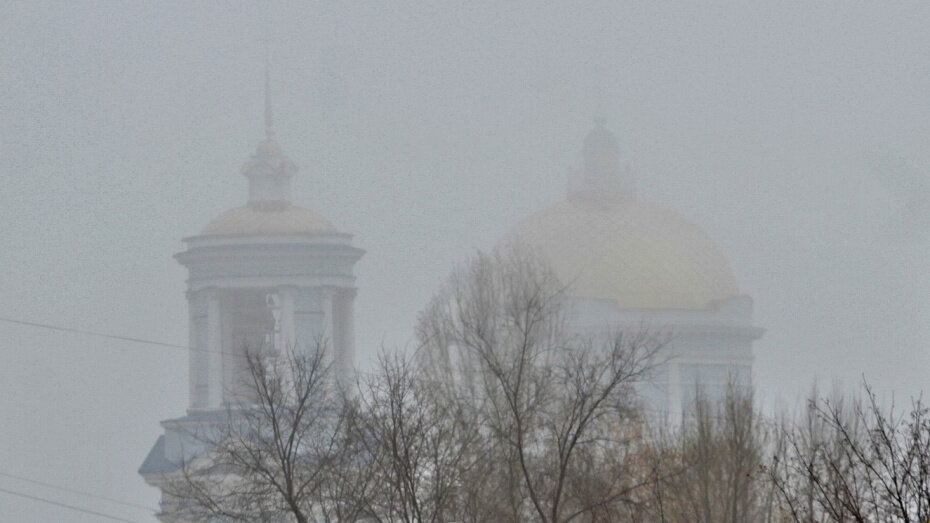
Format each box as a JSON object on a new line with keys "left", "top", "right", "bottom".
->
{"left": 334, "top": 289, "right": 357, "bottom": 385}
{"left": 206, "top": 288, "right": 223, "bottom": 409}
{"left": 188, "top": 290, "right": 209, "bottom": 410}
{"left": 667, "top": 361, "right": 682, "bottom": 429}
{"left": 278, "top": 286, "right": 295, "bottom": 352}
{"left": 321, "top": 287, "right": 336, "bottom": 366}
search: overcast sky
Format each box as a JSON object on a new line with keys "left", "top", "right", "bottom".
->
{"left": 2, "top": 2, "right": 929, "bottom": 520}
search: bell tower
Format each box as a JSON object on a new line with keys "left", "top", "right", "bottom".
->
{"left": 175, "top": 57, "right": 362, "bottom": 408}
{"left": 140, "top": 57, "right": 363, "bottom": 515}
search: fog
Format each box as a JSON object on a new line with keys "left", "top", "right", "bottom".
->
{"left": 1, "top": 2, "right": 928, "bottom": 520}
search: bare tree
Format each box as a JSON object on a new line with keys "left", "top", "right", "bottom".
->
{"left": 766, "top": 388, "right": 867, "bottom": 523}
{"left": 639, "top": 385, "right": 775, "bottom": 523}
{"left": 162, "top": 344, "right": 368, "bottom": 522}
{"left": 416, "top": 244, "right": 663, "bottom": 523}
{"left": 767, "top": 382, "right": 930, "bottom": 523}
{"left": 156, "top": 298, "right": 930, "bottom": 523}
{"left": 353, "top": 350, "right": 483, "bottom": 523}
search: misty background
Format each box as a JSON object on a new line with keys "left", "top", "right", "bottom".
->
{"left": 1, "top": 2, "right": 928, "bottom": 520}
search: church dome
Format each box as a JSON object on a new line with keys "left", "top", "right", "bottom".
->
{"left": 508, "top": 118, "right": 738, "bottom": 310}
{"left": 511, "top": 195, "right": 738, "bottom": 310}
{"left": 202, "top": 202, "right": 336, "bottom": 236}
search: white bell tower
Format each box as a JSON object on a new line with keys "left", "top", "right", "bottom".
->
{"left": 175, "top": 59, "right": 363, "bottom": 408}
{"left": 140, "top": 57, "right": 363, "bottom": 518}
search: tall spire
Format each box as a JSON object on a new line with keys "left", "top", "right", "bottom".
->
{"left": 263, "top": 39, "right": 274, "bottom": 139}
{"left": 240, "top": 40, "right": 296, "bottom": 207}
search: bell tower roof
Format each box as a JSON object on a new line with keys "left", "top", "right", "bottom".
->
{"left": 193, "top": 49, "right": 346, "bottom": 238}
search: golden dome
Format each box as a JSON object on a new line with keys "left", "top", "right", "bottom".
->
{"left": 511, "top": 198, "right": 738, "bottom": 309}
{"left": 201, "top": 203, "right": 336, "bottom": 236}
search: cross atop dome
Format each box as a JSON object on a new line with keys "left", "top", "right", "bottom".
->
{"left": 240, "top": 47, "right": 297, "bottom": 207}
{"left": 264, "top": 39, "right": 275, "bottom": 141}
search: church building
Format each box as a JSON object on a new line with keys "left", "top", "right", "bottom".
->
{"left": 139, "top": 79, "right": 760, "bottom": 514}
{"left": 510, "top": 118, "right": 763, "bottom": 424}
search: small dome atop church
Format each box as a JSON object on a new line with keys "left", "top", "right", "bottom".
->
{"left": 583, "top": 117, "right": 620, "bottom": 169}
{"left": 255, "top": 138, "right": 281, "bottom": 157}
{"left": 570, "top": 118, "right": 634, "bottom": 202}
{"left": 201, "top": 203, "right": 336, "bottom": 236}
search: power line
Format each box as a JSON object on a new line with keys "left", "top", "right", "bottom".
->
{"left": 0, "top": 316, "right": 235, "bottom": 357}
{"left": 0, "top": 317, "right": 188, "bottom": 350}
{"left": 0, "top": 315, "right": 337, "bottom": 361}
{"left": 0, "top": 471, "right": 156, "bottom": 513}
{"left": 0, "top": 486, "right": 140, "bottom": 523}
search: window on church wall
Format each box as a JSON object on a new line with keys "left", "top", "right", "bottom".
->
{"left": 219, "top": 288, "right": 279, "bottom": 400}
{"left": 226, "top": 289, "right": 276, "bottom": 351}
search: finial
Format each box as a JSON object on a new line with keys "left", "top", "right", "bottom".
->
{"left": 263, "top": 39, "right": 274, "bottom": 139}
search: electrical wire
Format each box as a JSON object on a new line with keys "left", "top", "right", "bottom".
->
{"left": 0, "top": 316, "right": 235, "bottom": 357}
{"left": 0, "top": 486, "right": 141, "bottom": 523}
{"left": 0, "top": 317, "right": 188, "bottom": 349}
{"left": 0, "top": 471, "right": 156, "bottom": 513}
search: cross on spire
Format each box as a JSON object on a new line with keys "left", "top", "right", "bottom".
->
{"left": 263, "top": 38, "right": 274, "bottom": 139}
